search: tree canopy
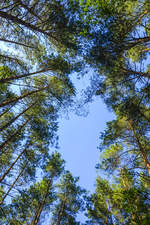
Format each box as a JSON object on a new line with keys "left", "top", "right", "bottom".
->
{"left": 0, "top": 0, "right": 150, "bottom": 224}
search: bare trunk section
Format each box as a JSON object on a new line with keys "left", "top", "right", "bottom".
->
{"left": 32, "top": 173, "right": 54, "bottom": 225}
{"left": 0, "top": 101, "right": 36, "bottom": 132}
{"left": 0, "top": 10, "right": 49, "bottom": 36}
{"left": 0, "top": 54, "right": 22, "bottom": 64}
{"left": 0, "top": 68, "right": 51, "bottom": 83}
{"left": 0, "top": 119, "right": 29, "bottom": 152}
{"left": 0, "top": 86, "right": 46, "bottom": 108}
{"left": 129, "top": 36, "right": 150, "bottom": 44}
{"left": 0, "top": 162, "right": 27, "bottom": 205}
{"left": 56, "top": 198, "right": 67, "bottom": 225}
{"left": 0, "top": 104, "right": 15, "bottom": 118}
{"left": 107, "top": 199, "right": 114, "bottom": 225}
{"left": 128, "top": 120, "right": 150, "bottom": 175}
{"left": 122, "top": 68, "right": 150, "bottom": 78}
{"left": 0, "top": 38, "right": 35, "bottom": 49}
{"left": 0, "top": 144, "right": 29, "bottom": 183}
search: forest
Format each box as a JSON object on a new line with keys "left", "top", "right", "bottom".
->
{"left": 0, "top": 0, "right": 149, "bottom": 224}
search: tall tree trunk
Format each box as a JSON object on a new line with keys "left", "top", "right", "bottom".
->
{"left": 107, "top": 199, "right": 114, "bottom": 225}
{"left": 0, "top": 38, "right": 35, "bottom": 49}
{"left": 0, "top": 104, "right": 15, "bottom": 118}
{"left": 127, "top": 36, "right": 150, "bottom": 49}
{"left": 0, "top": 86, "right": 46, "bottom": 108}
{"left": 0, "top": 10, "right": 49, "bottom": 36}
{"left": 0, "top": 144, "right": 29, "bottom": 183}
{"left": 117, "top": 158, "right": 139, "bottom": 224}
{"left": 122, "top": 68, "right": 150, "bottom": 78}
{"left": 0, "top": 101, "right": 36, "bottom": 132}
{"left": 0, "top": 54, "right": 22, "bottom": 65}
{"left": 0, "top": 68, "right": 50, "bottom": 83}
{"left": 129, "top": 36, "right": 150, "bottom": 44}
{"left": 141, "top": 47, "right": 150, "bottom": 53}
{"left": 32, "top": 173, "right": 54, "bottom": 225}
{"left": 56, "top": 198, "right": 66, "bottom": 225}
{"left": 0, "top": 162, "right": 27, "bottom": 205}
{"left": 128, "top": 120, "right": 150, "bottom": 175}
{"left": 0, "top": 119, "right": 29, "bottom": 152}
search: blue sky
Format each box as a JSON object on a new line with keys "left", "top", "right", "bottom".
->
{"left": 57, "top": 97, "right": 114, "bottom": 223}
{"left": 57, "top": 70, "right": 115, "bottom": 193}
{"left": 58, "top": 98, "right": 114, "bottom": 192}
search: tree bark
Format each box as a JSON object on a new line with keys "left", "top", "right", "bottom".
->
{"left": 129, "top": 36, "right": 150, "bottom": 44}
{"left": 0, "top": 68, "right": 50, "bottom": 83}
{"left": 0, "top": 101, "right": 36, "bottom": 132}
{"left": 128, "top": 120, "right": 150, "bottom": 175}
{"left": 0, "top": 162, "right": 27, "bottom": 205}
{"left": 32, "top": 173, "right": 54, "bottom": 225}
{"left": 0, "top": 104, "right": 15, "bottom": 118}
{"left": 56, "top": 198, "right": 66, "bottom": 225}
{"left": 107, "top": 199, "right": 114, "bottom": 225}
{"left": 0, "top": 86, "right": 46, "bottom": 108}
{"left": 0, "top": 54, "right": 22, "bottom": 64}
{"left": 122, "top": 68, "right": 150, "bottom": 78}
{"left": 0, "top": 38, "right": 35, "bottom": 49}
{"left": 0, "top": 119, "right": 29, "bottom": 152}
{"left": 0, "top": 144, "right": 29, "bottom": 183}
{"left": 0, "top": 10, "right": 49, "bottom": 36}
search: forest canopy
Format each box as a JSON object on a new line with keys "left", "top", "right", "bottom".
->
{"left": 0, "top": 0, "right": 149, "bottom": 224}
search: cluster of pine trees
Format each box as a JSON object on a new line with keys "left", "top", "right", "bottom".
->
{"left": 0, "top": 0, "right": 149, "bottom": 224}
{"left": 0, "top": 0, "right": 85, "bottom": 224}
{"left": 80, "top": 0, "right": 150, "bottom": 224}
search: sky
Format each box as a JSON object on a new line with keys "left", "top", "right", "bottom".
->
{"left": 58, "top": 98, "right": 114, "bottom": 193}
{"left": 57, "top": 92, "right": 114, "bottom": 223}
{"left": 56, "top": 70, "right": 115, "bottom": 192}
{"left": 52, "top": 72, "right": 114, "bottom": 223}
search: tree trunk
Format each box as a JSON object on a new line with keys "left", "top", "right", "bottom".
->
{"left": 32, "top": 173, "right": 54, "bottom": 225}
{"left": 0, "top": 104, "right": 15, "bottom": 118}
{"left": 0, "top": 119, "right": 29, "bottom": 152}
{"left": 0, "top": 68, "right": 51, "bottom": 83}
{"left": 128, "top": 120, "right": 150, "bottom": 175}
{"left": 0, "top": 162, "right": 27, "bottom": 205}
{"left": 122, "top": 68, "right": 150, "bottom": 78}
{"left": 141, "top": 47, "right": 150, "bottom": 53}
{"left": 129, "top": 36, "right": 150, "bottom": 44}
{"left": 56, "top": 198, "right": 66, "bottom": 225}
{"left": 0, "top": 144, "right": 29, "bottom": 183}
{"left": 0, "top": 86, "right": 46, "bottom": 108}
{"left": 0, "top": 10, "right": 49, "bottom": 36}
{"left": 107, "top": 200, "right": 114, "bottom": 225}
{"left": 0, "top": 38, "right": 35, "bottom": 49}
{"left": 0, "top": 54, "right": 22, "bottom": 64}
{"left": 0, "top": 101, "right": 36, "bottom": 132}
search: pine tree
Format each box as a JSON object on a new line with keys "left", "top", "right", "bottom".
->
{"left": 50, "top": 171, "right": 85, "bottom": 225}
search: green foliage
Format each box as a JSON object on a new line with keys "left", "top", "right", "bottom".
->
{"left": 79, "top": 0, "right": 150, "bottom": 223}
{"left": 0, "top": 0, "right": 150, "bottom": 224}
{"left": 51, "top": 171, "right": 85, "bottom": 225}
